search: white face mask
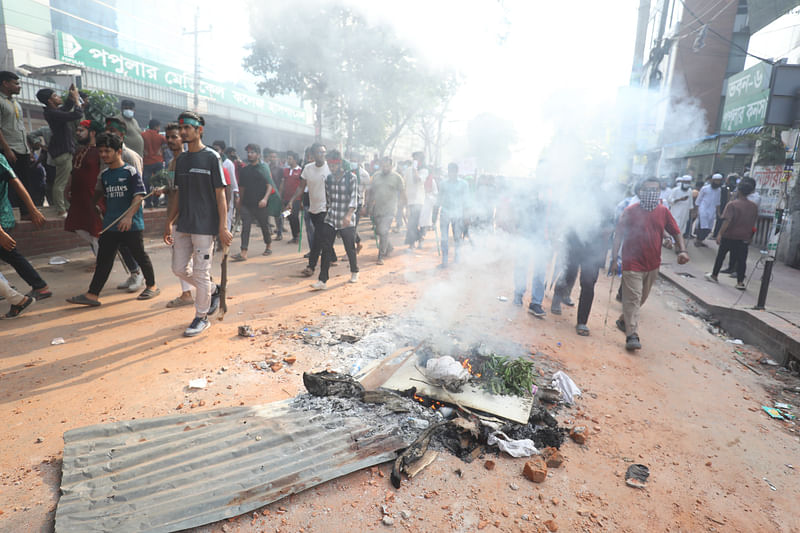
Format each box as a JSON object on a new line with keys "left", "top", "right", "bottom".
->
{"left": 122, "top": 109, "right": 134, "bottom": 119}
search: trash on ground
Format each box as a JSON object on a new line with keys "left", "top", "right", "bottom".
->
{"left": 763, "top": 406, "right": 785, "bottom": 419}
{"left": 303, "top": 370, "right": 364, "bottom": 398}
{"left": 237, "top": 325, "right": 254, "bottom": 337}
{"left": 775, "top": 402, "right": 792, "bottom": 410}
{"left": 760, "top": 358, "right": 780, "bottom": 366}
{"left": 188, "top": 378, "right": 207, "bottom": 389}
{"left": 625, "top": 464, "right": 650, "bottom": 488}
{"left": 50, "top": 337, "right": 65, "bottom": 345}
{"left": 551, "top": 371, "right": 581, "bottom": 404}
{"left": 425, "top": 356, "right": 470, "bottom": 392}
{"left": 391, "top": 421, "right": 448, "bottom": 488}
{"left": 726, "top": 339, "right": 744, "bottom": 345}
{"left": 487, "top": 430, "right": 538, "bottom": 457}
{"left": 734, "top": 356, "right": 761, "bottom": 375}
{"left": 763, "top": 477, "right": 777, "bottom": 491}
{"left": 48, "top": 256, "right": 69, "bottom": 265}
{"left": 497, "top": 296, "right": 508, "bottom": 302}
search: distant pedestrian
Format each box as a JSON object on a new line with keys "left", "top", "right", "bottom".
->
{"left": 120, "top": 100, "right": 144, "bottom": 158}
{"left": 612, "top": 177, "right": 689, "bottom": 351}
{"left": 705, "top": 177, "right": 758, "bottom": 290}
{"left": 294, "top": 143, "right": 331, "bottom": 278}
{"left": 281, "top": 151, "right": 303, "bottom": 244}
{"left": 694, "top": 173, "right": 722, "bottom": 246}
{"left": 404, "top": 151, "right": 428, "bottom": 249}
{"left": 141, "top": 119, "right": 166, "bottom": 208}
{"left": 231, "top": 143, "right": 278, "bottom": 261}
{"left": 65, "top": 120, "right": 103, "bottom": 256}
{"left": 212, "top": 140, "right": 239, "bottom": 233}
{"left": 436, "top": 163, "right": 469, "bottom": 268}
{"left": 667, "top": 175, "right": 692, "bottom": 246}
{"left": 366, "top": 157, "right": 405, "bottom": 265}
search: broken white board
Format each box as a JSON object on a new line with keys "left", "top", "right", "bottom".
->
{"left": 380, "top": 356, "right": 534, "bottom": 424}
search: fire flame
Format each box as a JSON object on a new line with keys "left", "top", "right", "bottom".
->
{"left": 461, "top": 358, "right": 481, "bottom": 378}
{"left": 413, "top": 393, "right": 444, "bottom": 410}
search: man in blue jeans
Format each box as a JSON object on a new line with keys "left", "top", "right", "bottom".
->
{"left": 436, "top": 163, "right": 469, "bottom": 269}
{"left": 512, "top": 188, "right": 550, "bottom": 317}
{"left": 0, "top": 152, "right": 50, "bottom": 316}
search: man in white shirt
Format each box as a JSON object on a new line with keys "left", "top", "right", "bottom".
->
{"left": 212, "top": 140, "right": 239, "bottom": 232}
{"left": 403, "top": 151, "right": 428, "bottom": 249}
{"left": 667, "top": 175, "right": 693, "bottom": 240}
{"left": 289, "top": 143, "right": 331, "bottom": 277}
{"left": 694, "top": 173, "right": 722, "bottom": 246}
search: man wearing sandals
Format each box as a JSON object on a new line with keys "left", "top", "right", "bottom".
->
{"left": 231, "top": 143, "right": 277, "bottom": 261}
{"left": 0, "top": 153, "right": 48, "bottom": 318}
{"left": 164, "top": 111, "right": 232, "bottom": 337}
{"left": 66, "top": 133, "right": 158, "bottom": 307}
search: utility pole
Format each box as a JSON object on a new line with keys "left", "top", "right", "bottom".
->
{"left": 183, "top": 7, "right": 211, "bottom": 112}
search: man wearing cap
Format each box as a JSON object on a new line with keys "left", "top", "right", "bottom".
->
{"left": 667, "top": 175, "right": 693, "bottom": 246}
{"left": 694, "top": 173, "right": 723, "bottom": 246}
{"left": 164, "top": 111, "right": 232, "bottom": 337}
{"left": 0, "top": 71, "right": 35, "bottom": 212}
{"left": 37, "top": 85, "right": 83, "bottom": 217}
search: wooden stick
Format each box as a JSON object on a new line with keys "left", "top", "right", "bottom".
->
{"left": 99, "top": 189, "right": 158, "bottom": 235}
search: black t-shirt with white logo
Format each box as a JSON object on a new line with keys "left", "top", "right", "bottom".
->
{"left": 174, "top": 147, "right": 225, "bottom": 235}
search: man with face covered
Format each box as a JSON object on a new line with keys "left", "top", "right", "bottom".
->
{"left": 694, "top": 173, "right": 723, "bottom": 246}
{"left": 612, "top": 177, "right": 689, "bottom": 351}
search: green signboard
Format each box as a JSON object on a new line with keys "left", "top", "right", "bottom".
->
{"left": 720, "top": 62, "right": 771, "bottom": 133}
{"left": 54, "top": 31, "right": 307, "bottom": 124}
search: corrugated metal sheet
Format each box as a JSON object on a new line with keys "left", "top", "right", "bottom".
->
{"left": 55, "top": 400, "right": 404, "bottom": 533}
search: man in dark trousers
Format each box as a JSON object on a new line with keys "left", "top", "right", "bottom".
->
{"left": 232, "top": 143, "right": 278, "bottom": 261}
{"left": 0, "top": 71, "right": 35, "bottom": 211}
{"left": 705, "top": 176, "right": 758, "bottom": 290}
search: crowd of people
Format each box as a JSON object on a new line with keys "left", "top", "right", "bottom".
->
{"left": 0, "top": 73, "right": 763, "bottom": 352}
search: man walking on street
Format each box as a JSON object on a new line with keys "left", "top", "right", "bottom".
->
{"left": 0, "top": 72, "right": 35, "bottom": 211}
{"left": 164, "top": 111, "right": 232, "bottom": 337}
{"left": 120, "top": 100, "right": 144, "bottom": 158}
{"left": 281, "top": 151, "right": 303, "bottom": 244}
{"left": 311, "top": 150, "right": 358, "bottom": 290}
{"left": 694, "top": 173, "right": 722, "bottom": 246}
{"left": 293, "top": 143, "right": 330, "bottom": 278}
{"left": 367, "top": 157, "right": 405, "bottom": 265}
{"left": 404, "top": 151, "right": 428, "bottom": 250}
{"left": 37, "top": 85, "right": 83, "bottom": 217}
{"left": 667, "top": 175, "right": 692, "bottom": 245}
{"left": 437, "top": 163, "right": 469, "bottom": 269}
{"left": 612, "top": 177, "right": 689, "bottom": 351}
{"left": 705, "top": 177, "right": 758, "bottom": 290}
{"left": 231, "top": 143, "right": 277, "bottom": 261}
{"left": 212, "top": 140, "right": 239, "bottom": 233}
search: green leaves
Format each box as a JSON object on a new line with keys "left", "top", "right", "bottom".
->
{"left": 478, "top": 354, "right": 537, "bottom": 397}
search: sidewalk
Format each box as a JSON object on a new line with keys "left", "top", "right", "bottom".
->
{"left": 658, "top": 239, "right": 800, "bottom": 365}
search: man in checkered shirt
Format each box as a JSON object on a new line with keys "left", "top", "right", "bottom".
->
{"left": 310, "top": 150, "right": 359, "bottom": 290}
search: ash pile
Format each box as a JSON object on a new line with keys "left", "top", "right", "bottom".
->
{"left": 298, "top": 332, "right": 585, "bottom": 489}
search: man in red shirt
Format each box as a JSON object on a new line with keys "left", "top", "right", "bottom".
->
{"left": 281, "top": 151, "right": 302, "bottom": 244}
{"left": 141, "top": 119, "right": 166, "bottom": 208}
{"left": 612, "top": 177, "right": 690, "bottom": 351}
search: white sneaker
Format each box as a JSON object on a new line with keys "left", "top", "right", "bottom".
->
{"left": 126, "top": 272, "right": 145, "bottom": 293}
{"left": 349, "top": 272, "right": 359, "bottom": 283}
{"left": 310, "top": 281, "right": 327, "bottom": 291}
{"left": 704, "top": 272, "right": 718, "bottom": 283}
{"left": 117, "top": 274, "right": 137, "bottom": 290}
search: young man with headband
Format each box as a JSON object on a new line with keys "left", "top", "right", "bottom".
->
{"left": 164, "top": 111, "right": 232, "bottom": 337}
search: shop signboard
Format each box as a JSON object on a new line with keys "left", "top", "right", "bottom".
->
{"left": 751, "top": 165, "right": 783, "bottom": 217}
{"left": 55, "top": 31, "right": 307, "bottom": 124}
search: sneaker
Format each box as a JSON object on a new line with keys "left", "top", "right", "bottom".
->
{"left": 513, "top": 294, "right": 523, "bottom": 306}
{"left": 376, "top": 258, "right": 384, "bottom": 265}
{"left": 349, "top": 272, "right": 359, "bottom": 283}
{"left": 625, "top": 334, "right": 642, "bottom": 351}
{"left": 562, "top": 296, "right": 575, "bottom": 307}
{"left": 3, "top": 296, "right": 35, "bottom": 319}
{"left": 207, "top": 285, "right": 221, "bottom": 316}
{"left": 300, "top": 266, "right": 314, "bottom": 277}
{"left": 616, "top": 317, "right": 626, "bottom": 333}
{"left": 704, "top": 272, "right": 718, "bottom": 283}
{"left": 310, "top": 280, "right": 327, "bottom": 291}
{"left": 125, "top": 272, "right": 145, "bottom": 293}
{"left": 528, "top": 303, "right": 546, "bottom": 318}
{"left": 117, "top": 273, "right": 138, "bottom": 290}
{"left": 576, "top": 324, "right": 590, "bottom": 336}
{"left": 183, "top": 316, "right": 210, "bottom": 337}
{"left": 550, "top": 299, "right": 562, "bottom": 315}
{"left": 735, "top": 282, "right": 746, "bottom": 290}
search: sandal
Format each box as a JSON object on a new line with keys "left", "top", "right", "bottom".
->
{"left": 166, "top": 296, "right": 194, "bottom": 308}
{"left": 66, "top": 294, "right": 101, "bottom": 307}
{"left": 263, "top": 249, "right": 273, "bottom": 256}
{"left": 27, "top": 288, "right": 52, "bottom": 300}
{"left": 231, "top": 254, "right": 247, "bottom": 262}
{"left": 137, "top": 287, "right": 161, "bottom": 300}
{"left": 4, "top": 296, "right": 35, "bottom": 319}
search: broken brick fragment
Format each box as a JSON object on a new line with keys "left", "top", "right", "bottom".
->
{"left": 542, "top": 447, "right": 564, "bottom": 468}
{"left": 522, "top": 456, "right": 547, "bottom": 483}
{"left": 544, "top": 519, "right": 559, "bottom": 531}
{"left": 569, "top": 426, "right": 586, "bottom": 445}
{"left": 484, "top": 460, "right": 496, "bottom": 471}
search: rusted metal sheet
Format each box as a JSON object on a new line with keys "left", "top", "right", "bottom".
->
{"left": 55, "top": 400, "right": 404, "bottom": 533}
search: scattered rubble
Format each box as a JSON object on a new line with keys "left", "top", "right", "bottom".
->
{"left": 522, "top": 457, "right": 547, "bottom": 483}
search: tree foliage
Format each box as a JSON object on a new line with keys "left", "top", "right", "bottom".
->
{"left": 244, "top": 1, "right": 458, "bottom": 154}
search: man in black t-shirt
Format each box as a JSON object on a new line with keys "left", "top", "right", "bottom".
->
{"left": 163, "top": 111, "right": 232, "bottom": 337}
{"left": 231, "top": 143, "right": 276, "bottom": 261}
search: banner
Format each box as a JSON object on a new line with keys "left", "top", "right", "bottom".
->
{"left": 751, "top": 165, "right": 782, "bottom": 217}
{"left": 55, "top": 31, "right": 307, "bottom": 124}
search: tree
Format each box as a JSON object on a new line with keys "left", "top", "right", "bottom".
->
{"left": 244, "top": 1, "right": 458, "bottom": 153}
